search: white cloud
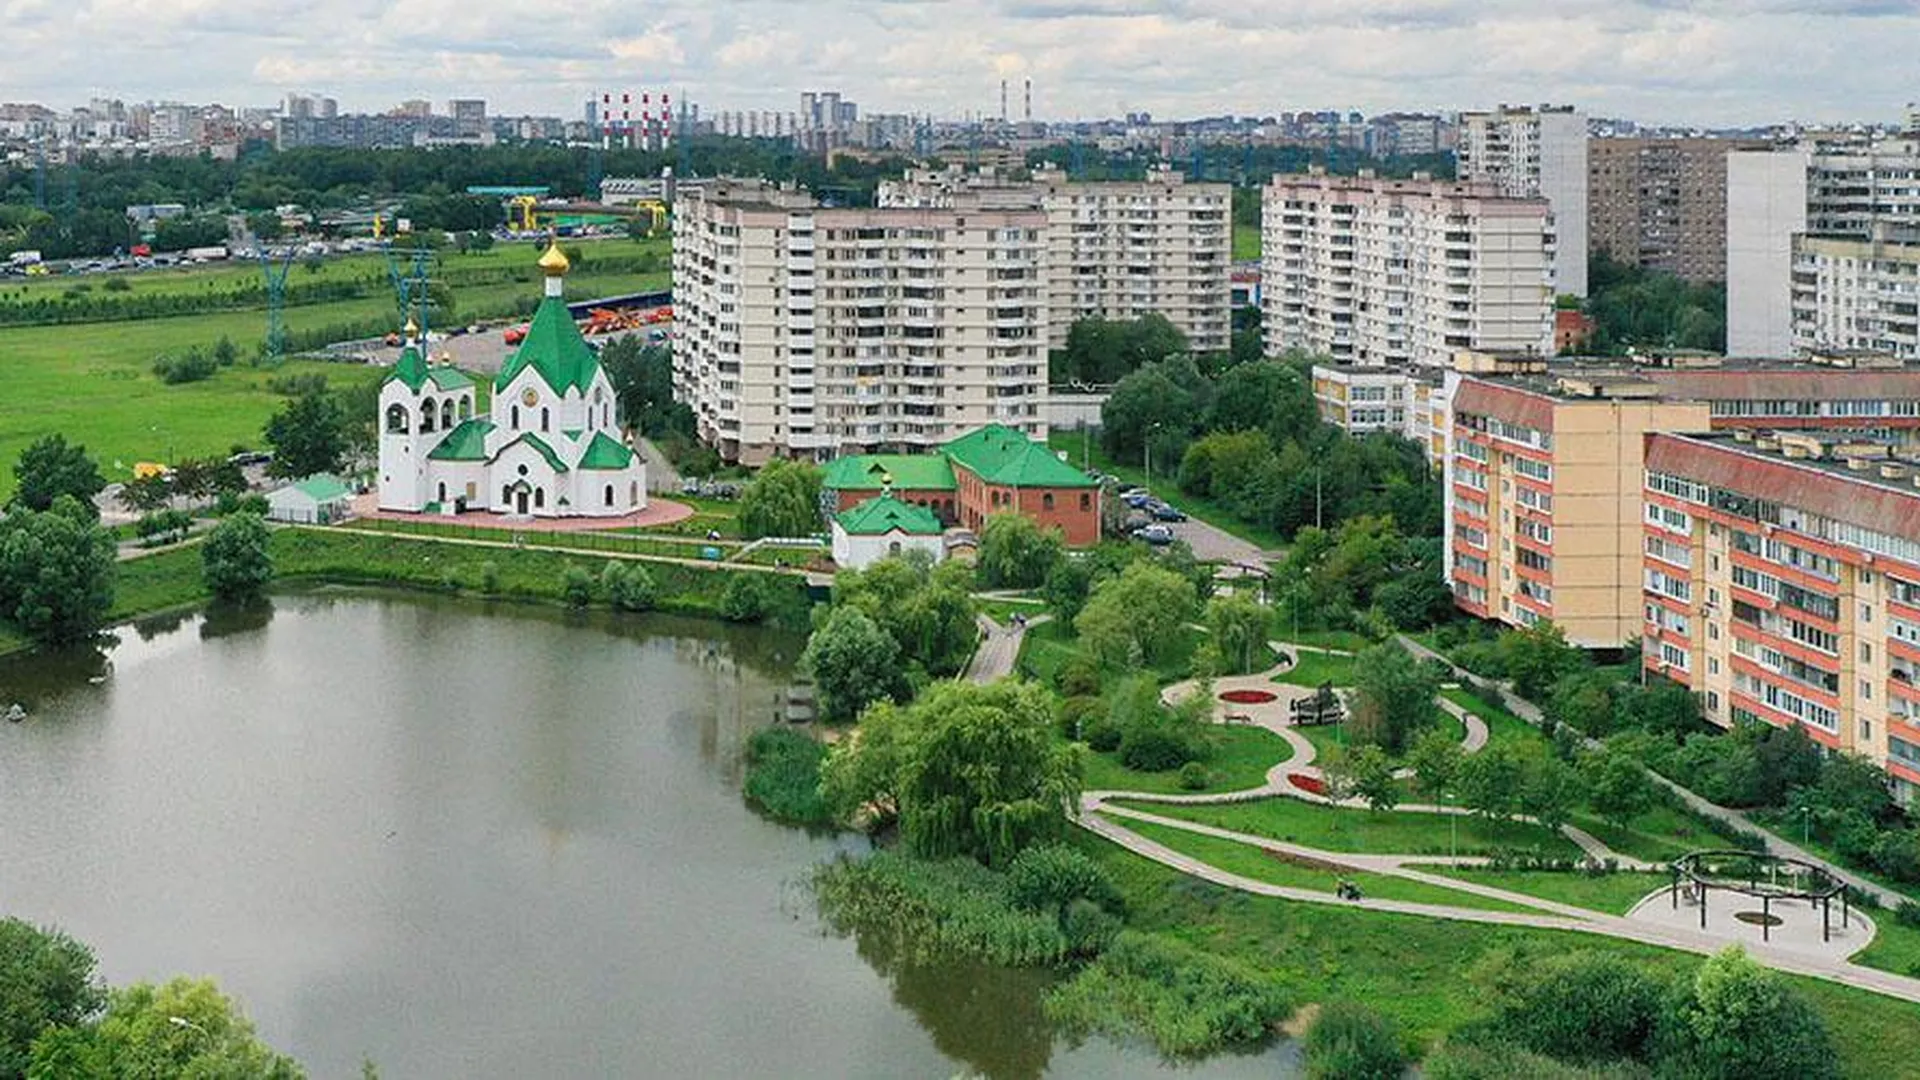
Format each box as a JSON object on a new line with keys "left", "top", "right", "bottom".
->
{"left": 0, "top": 0, "right": 1914, "bottom": 125}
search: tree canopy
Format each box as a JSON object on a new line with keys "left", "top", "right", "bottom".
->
{"left": 739, "top": 459, "right": 823, "bottom": 539}
{"left": 262, "top": 389, "right": 348, "bottom": 479}
{"left": 0, "top": 919, "right": 104, "bottom": 1080}
{"left": 976, "top": 513, "right": 1066, "bottom": 590}
{"left": 801, "top": 605, "right": 905, "bottom": 724}
{"left": 0, "top": 498, "right": 116, "bottom": 645}
{"left": 1051, "top": 314, "right": 1191, "bottom": 385}
{"left": 1074, "top": 561, "right": 1198, "bottom": 669}
{"left": 201, "top": 512, "right": 275, "bottom": 602}
{"left": 10, "top": 436, "right": 105, "bottom": 519}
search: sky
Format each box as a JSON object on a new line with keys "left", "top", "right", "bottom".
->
{"left": 2, "top": 0, "right": 1917, "bottom": 127}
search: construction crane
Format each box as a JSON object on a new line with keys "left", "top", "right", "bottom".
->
{"left": 257, "top": 248, "right": 298, "bottom": 365}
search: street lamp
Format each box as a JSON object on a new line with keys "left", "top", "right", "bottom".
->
{"left": 1145, "top": 421, "right": 1163, "bottom": 493}
{"left": 1799, "top": 805, "right": 1813, "bottom": 847}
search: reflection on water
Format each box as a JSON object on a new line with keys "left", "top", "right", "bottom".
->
{"left": 0, "top": 589, "right": 1292, "bottom": 1079}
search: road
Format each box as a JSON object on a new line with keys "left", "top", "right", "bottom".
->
{"left": 966, "top": 613, "right": 1049, "bottom": 684}
{"left": 1161, "top": 514, "right": 1275, "bottom": 568}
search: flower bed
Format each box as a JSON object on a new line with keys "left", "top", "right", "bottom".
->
{"left": 1289, "top": 772, "right": 1327, "bottom": 796}
{"left": 1219, "top": 689, "right": 1279, "bottom": 705}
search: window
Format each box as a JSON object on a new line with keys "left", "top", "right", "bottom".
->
{"left": 1043, "top": 493, "right": 1055, "bottom": 511}
{"left": 541, "top": 407, "right": 550, "bottom": 433}
{"left": 1660, "top": 642, "right": 1690, "bottom": 672}
{"left": 385, "top": 404, "right": 409, "bottom": 433}
{"left": 1080, "top": 493, "right": 1091, "bottom": 512}
{"left": 604, "top": 484, "right": 614, "bottom": 507}
{"left": 534, "top": 488, "right": 545, "bottom": 510}
{"left": 512, "top": 405, "right": 520, "bottom": 429}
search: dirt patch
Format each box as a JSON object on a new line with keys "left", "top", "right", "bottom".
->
{"left": 1279, "top": 1002, "right": 1320, "bottom": 1038}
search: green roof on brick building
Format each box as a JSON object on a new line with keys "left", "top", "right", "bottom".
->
{"left": 578, "top": 431, "right": 636, "bottom": 470}
{"left": 835, "top": 495, "right": 944, "bottom": 536}
{"left": 494, "top": 295, "right": 601, "bottom": 395}
{"left": 942, "top": 424, "right": 1097, "bottom": 487}
{"left": 426, "top": 418, "right": 494, "bottom": 462}
{"left": 820, "top": 454, "right": 956, "bottom": 491}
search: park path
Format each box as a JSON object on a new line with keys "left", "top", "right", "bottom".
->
{"left": 966, "top": 613, "right": 1051, "bottom": 684}
{"left": 1395, "top": 634, "right": 1886, "bottom": 899}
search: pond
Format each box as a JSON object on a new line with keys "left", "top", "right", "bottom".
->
{"left": 0, "top": 591, "right": 1293, "bottom": 1078}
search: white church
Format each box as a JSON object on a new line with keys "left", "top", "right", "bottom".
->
{"left": 377, "top": 241, "right": 646, "bottom": 518}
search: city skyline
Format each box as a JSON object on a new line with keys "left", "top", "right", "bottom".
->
{"left": 2, "top": 1, "right": 1918, "bottom": 127}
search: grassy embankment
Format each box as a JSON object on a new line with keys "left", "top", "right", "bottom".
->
{"left": 1230, "top": 224, "right": 1261, "bottom": 262}
{"left": 1075, "top": 833, "right": 1920, "bottom": 1079}
{"left": 1080, "top": 725, "right": 1295, "bottom": 796}
{"left": 0, "top": 240, "right": 669, "bottom": 499}
{"left": 1042, "top": 430, "right": 1289, "bottom": 554}
{"left": 1114, "top": 794, "right": 1585, "bottom": 860}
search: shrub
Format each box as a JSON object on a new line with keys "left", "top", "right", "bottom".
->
{"left": 1044, "top": 931, "right": 1291, "bottom": 1058}
{"left": 151, "top": 348, "right": 219, "bottom": 384}
{"left": 1007, "top": 844, "right": 1124, "bottom": 918}
{"left": 479, "top": 560, "right": 500, "bottom": 594}
{"left": 135, "top": 508, "right": 193, "bottom": 545}
{"left": 1178, "top": 762, "right": 1210, "bottom": 790}
{"left": 602, "top": 561, "right": 657, "bottom": 612}
{"left": 561, "top": 566, "right": 594, "bottom": 608}
{"left": 1120, "top": 721, "right": 1196, "bottom": 772}
{"left": 1897, "top": 900, "right": 1920, "bottom": 929}
{"left": 1058, "top": 695, "right": 1103, "bottom": 741}
{"left": 1085, "top": 719, "right": 1122, "bottom": 753}
{"left": 742, "top": 727, "right": 830, "bottom": 826}
{"left": 720, "top": 573, "right": 769, "bottom": 622}
{"left": 103, "top": 276, "right": 132, "bottom": 292}
{"left": 813, "top": 852, "right": 1071, "bottom": 969}
{"left": 1056, "top": 657, "right": 1102, "bottom": 698}
{"left": 1663, "top": 947, "right": 1836, "bottom": 1080}
{"left": 1304, "top": 1001, "right": 1408, "bottom": 1080}
{"left": 1424, "top": 1039, "right": 1643, "bottom": 1080}
{"left": 1480, "top": 949, "right": 1667, "bottom": 1063}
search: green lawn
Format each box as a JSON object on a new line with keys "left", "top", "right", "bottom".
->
{"left": 978, "top": 597, "right": 1046, "bottom": 624}
{"left": 1850, "top": 914, "right": 1920, "bottom": 978}
{"left": 1043, "top": 430, "right": 1288, "bottom": 553}
{"left": 1075, "top": 832, "right": 1920, "bottom": 1077}
{"left": 1080, "top": 724, "right": 1295, "bottom": 795}
{"left": 1303, "top": 712, "right": 1467, "bottom": 769}
{"left": 1569, "top": 808, "right": 1709, "bottom": 864}
{"left": 1117, "top": 819, "right": 1542, "bottom": 914}
{"left": 1231, "top": 224, "right": 1261, "bottom": 262}
{"left": 1410, "top": 866, "right": 1670, "bottom": 915}
{"left": 1750, "top": 810, "right": 1920, "bottom": 906}
{"left": 1114, "top": 795, "right": 1583, "bottom": 859}
{"left": 1438, "top": 687, "right": 1548, "bottom": 749}
{"left": 1273, "top": 628, "right": 1370, "bottom": 653}
{"left": 1272, "top": 649, "right": 1357, "bottom": 688}
{"left": 0, "top": 244, "right": 669, "bottom": 500}
{"left": 1016, "top": 616, "right": 1210, "bottom": 689}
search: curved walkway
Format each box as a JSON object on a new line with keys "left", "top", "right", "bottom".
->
{"left": 967, "top": 612, "right": 1050, "bottom": 684}
{"left": 1074, "top": 643, "right": 1920, "bottom": 1004}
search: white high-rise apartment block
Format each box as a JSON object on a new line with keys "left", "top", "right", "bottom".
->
{"left": 877, "top": 165, "right": 1232, "bottom": 354}
{"left": 1457, "top": 104, "right": 1589, "bottom": 297}
{"left": 1727, "top": 137, "right": 1920, "bottom": 358}
{"left": 672, "top": 179, "right": 1049, "bottom": 465}
{"left": 1260, "top": 170, "right": 1553, "bottom": 369}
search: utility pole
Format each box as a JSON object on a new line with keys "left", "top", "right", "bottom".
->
{"left": 1316, "top": 469, "right": 1324, "bottom": 530}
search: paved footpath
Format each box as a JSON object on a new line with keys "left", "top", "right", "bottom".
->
{"left": 967, "top": 613, "right": 1049, "bottom": 684}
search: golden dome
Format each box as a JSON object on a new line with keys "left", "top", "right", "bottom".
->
{"left": 403, "top": 316, "right": 419, "bottom": 337}
{"left": 538, "top": 240, "right": 570, "bottom": 277}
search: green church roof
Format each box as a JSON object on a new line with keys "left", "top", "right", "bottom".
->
{"left": 578, "top": 431, "right": 636, "bottom": 470}
{"left": 427, "top": 367, "right": 473, "bottom": 391}
{"left": 385, "top": 345, "right": 430, "bottom": 391}
{"left": 287, "top": 474, "right": 352, "bottom": 502}
{"left": 494, "top": 295, "right": 601, "bottom": 395}
{"left": 835, "top": 495, "right": 943, "bottom": 537}
{"left": 497, "top": 431, "right": 569, "bottom": 473}
{"left": 820, "top": 454, "right": 956, "bottom": 491}
{"left": 426, "top": 418, "right": 495, "bottom": 462}
{"left": 942, "top": 424, "right": 1097, "bottom": 488}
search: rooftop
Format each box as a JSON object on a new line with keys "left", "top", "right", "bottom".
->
{"left": 821, "top": 453, "right": 957, "bottom": 491}
{"left": 1456, "top": 354, "right": 1920, "bottom": 404}
{"left": 835, "top": 495, "right": 944, "bottom": 537}
{"left": 1649, "top": 429, "right": 1920, "bottom": 538}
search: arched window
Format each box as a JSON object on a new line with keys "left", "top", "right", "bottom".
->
{"left": 630, "top": 482, "right": 638, "bottom": 506}
{"left": 604, "top": 403, "right": 611, "bottom": 428}
{"left": 889, "top": 541, "right": 902, "bottom": 556}
{"left": 511, "top": 405, "right": 520, "bottom": 429}
{"left": 437, "top": 482, "right": 446, "bottom": 503}
{"left": 534, "top": 488, "right": 546, "bottom": 510}
{"left": 1042, "top": 493, "right": 1055, "bottom": 511}
{"left": 419, "top": 406, "right": 435, "bottom": 434}
{"left": 458, "top": 397, "right": 472, "bottom": 420}
{"left": 603, "top": 484, "right": 614, "bottom": 507}
{"left": 1080, "top": 493, "right": 1091, "bottom": 512}
{"left": 441, "top": 399, "right": 455, "bottom": 429}
{"left": 385, "top": 404, "right": 409, "bottom": 433}
{"left": 502, "top": 484, "right": 512, "bottom": 503}
{"left": 541, "top": 407, "right": 550, "bottom": 433}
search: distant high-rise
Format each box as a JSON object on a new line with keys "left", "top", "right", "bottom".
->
{"left": 1458, "top": 105, "right": 1589, "bottom": 297}
{"left": 449, "top": 99, "right": 487, "bottom": 137}
{"left": 1589, "top": 136, "right": 1766, "bottom": 284}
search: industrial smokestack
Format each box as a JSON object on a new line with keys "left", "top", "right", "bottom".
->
{"left": 1024, "top": 78, "right": 1032, "bottom": 122}
{"left": 1000, "top": 80, "right": 1008, "bottom": 123}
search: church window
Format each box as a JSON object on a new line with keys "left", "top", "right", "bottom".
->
{"left": 385, "top": 404, "right": 408, "bottom": 433}
{"left": 502, "top": 484, "right": 512, "bottom": 503}
{"left": 437, "top": 482, "right": 446, "bottom": 503}
{"left": 1043, "top": 493, "right": 1055, "bottom": 511}
{"left": 604, "top": 484, "right": 614, "bottom": 507}
{"left": 534, "top": 488, "right": 546, "bottom": 509}
{"left": 441, "top": 400, "right": 454, "bottom": 429}
{"left": 603, "top": 403, "right": 611, "bottom": 428}
{"left": 541, "top": 407, "right": 550, "bottom": 433}
{"left": 518, "top": 464, "right": 528, "bottom": 477}
{"left": 1080, "top": 493, "right": 1091, "bottom": 512}
{"left": 419, "top": 407, "right": 436, "bottom": 434}
{"left": 511, "top": 405, "right": 520, "bottom": 429}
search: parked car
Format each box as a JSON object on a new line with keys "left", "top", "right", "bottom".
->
{"left": 1131, "top": 524, "right": 1175, "bottom": 546}
{"left": 1122, "top": 490, "right": 1154, "bottom": 510}
{"left": 1152, "top": 504, "right": 1188, "bottom": 522}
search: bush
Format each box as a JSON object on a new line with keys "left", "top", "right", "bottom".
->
{"left": 720, "top": 573, "right": 769, "bottom": 622}
{"left": 1479, "top": 949, "right": 1667, "bottom": 1063}
{"left": 1056, "top": 657, "right": 1102, "bottom": 698}
{"left": 602, "top": 561, "right": 657, "bottom": 612}
{"left": 479, "top": 560, "right": 500, "bottom": 594}
{"left": 1085, "top": 719, "right": 1122, "bottom": 753}
{"left": 1008, "top": 844, "right": 1124, "bottom": 917}
{"left": 1304, "top": 1001, "right": 1408, "bottom": 1080}
{"left": 199, "top": 512, "right": 274, "bottom": 601}
{"left": 1120, "top": 721, "right": 1196, "bottom": 772}
{"left": 1058, "top": 695, "right": 1103, "bottom": 740}
{"left": 1663, "top": 947, "right": 1836, "bottom": 1080}
{"left": 135, "top": 508, "right": 193, "bottom": 545}
{"left": 742, "top": 727, "right": 829, "bottom": 826}
{"left": 561, "top": 566, "right": 594, "bottom": 608}
{"left": 151, "top": 348, "right": 219, "bottom": 384}
{"left": 1178, "top": 762, "right": 1210, "bottom": 790}
{"left": 1043, "top": 931, "right": 1291, "bottom": 1058}
{"left": 1897, "top": 900, "right": 1920, "bottom": 929}
{"left": 814, "top": 852, "right": 1071, "bottom": 969}
{"left": 103, "top": 276, "right": 132, "bottom": 292}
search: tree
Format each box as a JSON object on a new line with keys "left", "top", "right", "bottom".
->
{"left": 1479, "top": 948, "right": 1667, "bottom": 1064}
{"left": 0, "top": 919, "right": 104, "bottom": 1080}
{"left": 1407, "top": 727, "right": 1465, "bottom": 804}
{"left": 10, "top": 435, "right": 104, "bottom": 518}
{"left": 1347, "top": 642, "right": 1439, "bottom": 755}
{"left": 30, "top": 976, "right": 303, "bottom": 1079}
{"left": 1459, "top": 744, "right": 1526, "bottom": 822}
{"left": 820, "top": 699, "right": 910, "bottom": 825}
{"left": 1204, "top": 593, "right": 1268, "bottom": 675}
{"left": 262, "top": 389, "right": 347, "bottom": 478}
{"left": 1583, "top": 746, "right": 1655, "bottom": 828}
{"left": 1074, "top": 561, "right": 1197, "bottom": 668}
{"left": 1040, "top": 557, "right": 1094, "bottom": 623}
{"left": 1547, "top": 671, "right": 1618, "bottom": 737}
{"left": 835, "top": 556, "right": 978, "bottom": 676}
{"left": 0, "top": 499, "right": 115, "bottom": 645}
{"left": 802, "top": 605, "right": 904, "bottom": 723}
{"left": 200, "top": 513, "right": 274, "bottom": 601}
{"left": 738, "top": 459, "right": 823, "bottom": 539}
{"left": 1616, "top": 680, "right": 1702, "bottom": 741}
{"left": 1669, "top": 948, "right": 1836, "bottom": 1080}
{"left": 1519, "top": 750, "right": 1585, "bottom": 835}
{"left": 599, "top": 337, "right": 690, "bottom": 438}
{"left": 1500, "top": 621, "right": 1587, "bottom": 702}
{"left": 1324, "top": 744, "right": 1400, "bottom": 812}
{"left": 976, "top": 513, "right": 1066, "bottom": 589}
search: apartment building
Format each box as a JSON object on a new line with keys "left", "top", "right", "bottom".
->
{"left": 877, "top": 165, "right": 1232, "bottom": 353}
{"left": 671, "top": 179, "right": 1050, "bottom": 465}
{"left": 1444, "top": 363, "right": 1711, "bottom": 647}
{"left": 1636, "top": 355, "right": 1920, "bottom": 436}
{"left": 1728, "top": 137, "right": 1920, "bottom": 357}
{"left": 1642, "top": 429, "right": 1920, "bottom": 803}
{"left": 1310, "top": 363, "right": 1444, "bottom": 448}
{"left": 1261, "top": 171, "right": 1553, "bottom": 369}
{"left": 1589, "top": 136, "right": 1765, "bottom": 283}
{"left": 1457, "top": 105, "right": 1590, "bottom": 296}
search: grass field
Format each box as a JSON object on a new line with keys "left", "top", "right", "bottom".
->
{"left": 1076, "top": 832, "right": 1920, "bottom": 1077}
{"left": 1850, "top": 913, "right": 1920, "bottom": 978}
{"left": 1410, "top": 866, "right": 1671, "bottom": 915}
{"left": 1079, "top": 724, "right": 1295, "bottom": 795}
{"left": 1231, "top": 224, "right": 1261, "bottom": 262}
{"left": 1272, "top": 648, "right": 1358, "bottom": 688}
{"left": 1117, "top": 818, "right": 1541, "bottom": 914}
{"left": 1043, "top": 430, "right": 1289, "bottom": 553}
{"left": 0, "top": 242, "right": 670, "bottom": 499}
{"left": 1438, "top": 686, "right": 1549, "bottom": 750}
{"left": 1017, "top": 616, "right": 1219, "bottom": 689}
{"left": 1114, "top": 794, "right": 1583, "bottom": 859}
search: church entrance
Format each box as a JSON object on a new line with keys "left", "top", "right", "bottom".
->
{"left": 515, "top": 487, "right": 529, "bottom": 515}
